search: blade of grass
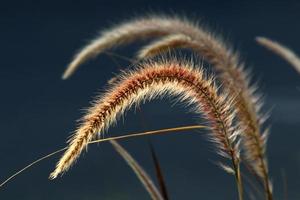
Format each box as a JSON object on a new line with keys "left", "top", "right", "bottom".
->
{"left": 149, "top": 142, "right": 169, "bottom": 200}
{"left": 0, "top": 124, "right": 205, "bottom": 188}
{"left": 110, "top": 140, "right": 163, "bottom": 200}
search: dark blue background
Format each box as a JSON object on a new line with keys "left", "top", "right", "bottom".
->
{"left": 1, "top": 0, "right": 300, "bottom": 199}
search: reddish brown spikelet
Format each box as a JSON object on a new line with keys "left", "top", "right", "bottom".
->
{"left": 50, "top": 58, "right": 241, "bottom": 180}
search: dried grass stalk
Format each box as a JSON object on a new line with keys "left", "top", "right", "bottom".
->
{"left": 110, "top": 140, "right": 163, "bottom": 200}
{"left": 52, "top": 58, "right": 243, "bottom": 198}
{"left": 256, "top": 36, "right": 300, "bottom": 74}
{"left": 0, "top": 125, "right": 205, "bottom": 189}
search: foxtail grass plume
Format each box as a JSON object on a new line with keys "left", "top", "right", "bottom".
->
{"left": 256, "top": 36, "right": 300, "bottom": 74}
{"left": 62, "top": 16, "right": 205, "bottom": 79}
{"left": 52, "top": 58, "right": 243, "bottom": 198}
{"left": 134, "top": 24, "right": 269, "bottom": 172}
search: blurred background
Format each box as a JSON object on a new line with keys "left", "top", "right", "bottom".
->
{"left": 0, "top": 0, "right": 300, "bottom": 199}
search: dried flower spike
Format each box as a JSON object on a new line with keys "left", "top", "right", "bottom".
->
{"left": 62, "top": 16, "right": 202, "bottom": 79}
{"left": 256, "top": 36, "right": 300, "bottom": 74}
{"left": 52, "top": 58, "right": 243, "bottom": 198}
